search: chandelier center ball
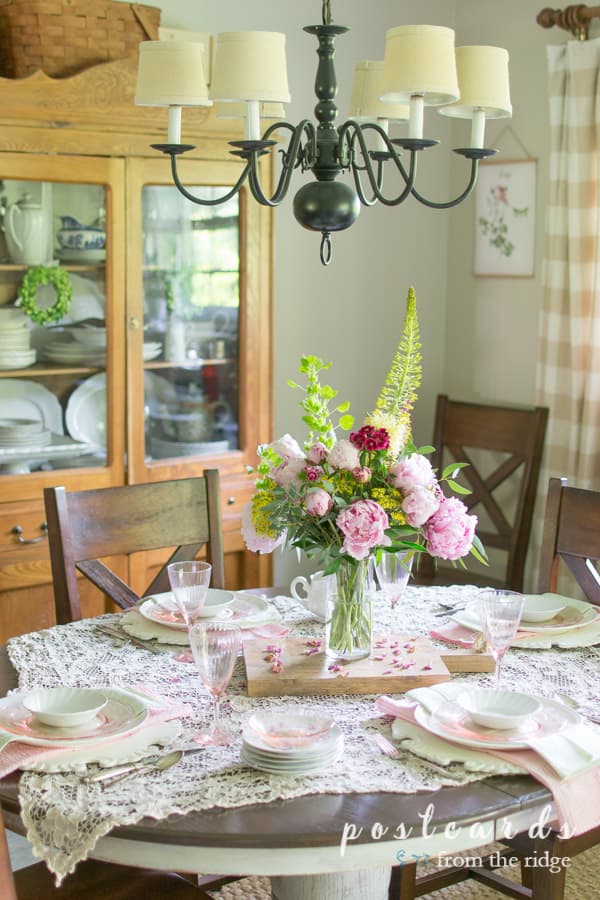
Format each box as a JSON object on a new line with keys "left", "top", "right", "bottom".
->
{"left": 293, "top": 180, "right": 360, "bottom": 233}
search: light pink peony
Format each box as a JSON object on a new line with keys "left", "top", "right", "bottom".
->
{"left": 401, "top": 486, "right": 441, "bottom": 527}
{"left": 327, "top": 439, "right": 360, "bottom": 471}
{"left": 241, "top": 502, "right": 285, "bottom": 554}
{"left": 336, "top": 499, "right": 391, "bottom": 560}
{"left": 305, "top": 488, "right": 333, "bottom": 517}
{"left": 306, "top": 442, "right": 328, "bottom": 464}
{"left": 389, "top": 453, "right": 436, "bottom": 493}
{"left": 268, "top": 434, "right": 304, "bottom": 461}
{"left": 273, "top": 457, "right": 306, "bottom": 487}
{"left": 423, "top": 497, "right": 477, "bottom": 560}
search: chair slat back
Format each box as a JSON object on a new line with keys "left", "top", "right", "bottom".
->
{"left": 44, "top": 471, "right": 225, "bottom": 624}
{"left": 537, "top": 476, "right": 600, "bottom": 605}
{"left": 421, "top": 394, "right": 548, "bottom": 590}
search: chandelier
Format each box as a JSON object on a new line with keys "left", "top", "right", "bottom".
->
{"left": 135, "top": 0, "right": 511, "bottom": 265}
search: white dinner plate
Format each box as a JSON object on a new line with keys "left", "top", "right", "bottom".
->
{"left": 0, "top": 379, "right": 63, "bottom": 434}
{"left": 453, "top": 594, "right": 598, "bottom": 635}
{"left": 0, "top": 687, "right": 148, "bottom": 748}
{"left": 414, "top": 695, "right": 580, "bottom": 751}
{"left": 66, "top": 372, "right": 106, "bottom": 448}
{"left": 241, "top": 745, "right": 343, "bottom": 775}
{"left": 139, "top": 589, "right": 235, "bottom": 631}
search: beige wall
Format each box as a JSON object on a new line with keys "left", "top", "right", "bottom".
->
{"left": 145, "top": 0, "right": 569, "bottom": 584}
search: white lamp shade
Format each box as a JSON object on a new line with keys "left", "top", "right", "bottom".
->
{"left": 210, "top": 31, "right": 291, "bottom": 103}
{"left": 135, "top": 41, "right": 211, "bottom": 107}
{"left": 439, "top": 46, "right": 512, "bottom": 118}
{"left": 215, "top": 101, "right": 286, "bottom": 120}
{"left": 348, "top": 61, "right": 409, "bottom": 121}
{"left": 381, "top": 25, "right": 459, "bottom": 106}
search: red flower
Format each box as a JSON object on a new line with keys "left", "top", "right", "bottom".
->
{"left": 350, "top": 425, "right": 390, "bottom": 452}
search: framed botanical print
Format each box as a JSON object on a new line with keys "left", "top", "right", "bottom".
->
{"left": 473, "top": 158, "right": 536, "bottom": 277}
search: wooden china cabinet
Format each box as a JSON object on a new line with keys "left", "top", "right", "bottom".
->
{"left": 0, "top": 57, "right": 273, "bottom": 642}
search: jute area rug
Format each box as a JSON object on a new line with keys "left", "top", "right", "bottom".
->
{"left": 207, "top": 843, "right": 600, "bottom": 899}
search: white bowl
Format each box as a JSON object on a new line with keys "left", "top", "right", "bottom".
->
{"left": 195, "top": 589, "right": 235, "bottom": 618}
{"left": 23, "top": 687, "right": 107, "bottom": 728}
{"left": 71, "top": 327, "right": 107, "bottom": 349}
{"left": 457, "top": 688, "right": 541, "bottom": 730}
{"left": 521, "top": 594, "right": 566, "bottom": 623}
{"left": 248, "top": 709, "right": 334, "bottom": 750}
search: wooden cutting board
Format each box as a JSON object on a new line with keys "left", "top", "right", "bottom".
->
{"left": 244, "top": 634, "right": 454, "bottom": 697}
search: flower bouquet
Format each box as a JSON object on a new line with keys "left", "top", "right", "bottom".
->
{"left": 242, "top": 287, "right": 487, "bottom": 659}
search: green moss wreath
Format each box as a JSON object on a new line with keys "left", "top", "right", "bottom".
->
{"left": 18, "top": 265, "right": 73, "bottom": 325}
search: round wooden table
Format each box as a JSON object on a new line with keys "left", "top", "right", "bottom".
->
{"left": 0, "top": 645, "right": 555, "bottom": 899}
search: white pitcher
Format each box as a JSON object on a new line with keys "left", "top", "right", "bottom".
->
{"left": 290, "top": 570, "right": 335, "bottom": 622}
{"left": 5, "top": 194, "right": 51, "bottom": 265}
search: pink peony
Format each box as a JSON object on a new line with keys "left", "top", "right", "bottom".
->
{"left": 389, "top": 453, "right": 436, "bottom": 492}
{"left": 423, "top": 497, "right": 477, "bottom": 560}
{"left": 305, "top": 488, "right": 333, "bottom": 517}
{"left": 306, "top": 442, "right": 328, "bottom": 464}
{"left": 241, "top": 502, "right": 285, "bottom": 554}
{"left": 327, "top": 439, "right": 360, "bottom": 471}
{"left": 352, "top": 465, "right": 371, "bottom": 484}
{"left": 273, "top": 457, "right": 306, "bottom": 487}
{"left": 401, "top": 486, "right": 441, "bottom": 527}
{"left": 336, "top": 499, "right": 391, "bottom": 560}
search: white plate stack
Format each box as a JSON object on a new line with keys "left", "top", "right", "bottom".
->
{"left": 0, "top": 418, "right": 51, "bottom": 449}
{"left": 241, "top": 722, "right": 344, "bottom": 775}
{"left": 0, "top": 308, "right": 36, "bottom": 370}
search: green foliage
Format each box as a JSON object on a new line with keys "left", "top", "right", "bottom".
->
{"left": 287, "top": 355, "right": 354, "bottom": 449}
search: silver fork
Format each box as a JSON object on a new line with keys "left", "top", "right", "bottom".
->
{"left": 373, "top": 732, "right": 462, "bottom": 781}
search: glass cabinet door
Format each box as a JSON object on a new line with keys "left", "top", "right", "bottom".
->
{"left": 0, "top": 154, "right": 125, "bottom": 483}
{"left": 141, "top": 186, "right": 240, "bottom": 462}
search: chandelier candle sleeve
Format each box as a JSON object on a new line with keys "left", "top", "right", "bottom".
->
{"left": 135, "top": 1, "right": 511, "bottom": 264}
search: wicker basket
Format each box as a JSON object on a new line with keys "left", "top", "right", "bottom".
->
{"left": 0, "top": 0, "right": 160, "bottom": 78}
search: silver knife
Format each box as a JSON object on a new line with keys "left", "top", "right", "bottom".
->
{"left": 94, "top": 624, "right": 163, "bottom": 655}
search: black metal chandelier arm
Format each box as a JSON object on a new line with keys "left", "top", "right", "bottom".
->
{"left": 410, "top": 157, "right": 479, "bottom": 209}
{"left": 169, "top": 153, "right": 251, "bottom": 205}
{"left": 248, "top": 121, "right": 316, "bottom": 207}
{"left": 339, "top": 121, "right": 417, "bottom": 206}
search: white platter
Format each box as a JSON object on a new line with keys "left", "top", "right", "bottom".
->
{"left": 65, "top": 372, "right": 106, "bottom": 448}
{"left": 0, "top": 687, "right": 148, "bottom": 747}
{"left": 453, "top": 594, "right": 598, "bottom": 635}
{"left": 0, "top": 379, "right": 63, "bottom": 434}
{"left": 414, "top": 695, "right": 580, "bottom": 751}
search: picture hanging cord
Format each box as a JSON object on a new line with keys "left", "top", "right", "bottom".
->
{"left": 488, "top": 124, "right": 533, "bottom": 159}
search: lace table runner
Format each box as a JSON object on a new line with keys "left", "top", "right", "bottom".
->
{"left": 6, "top": 585, "right": 600, "bottom": 882}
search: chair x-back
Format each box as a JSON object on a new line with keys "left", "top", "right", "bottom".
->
{"left": 537, "top": 476, "right": 600, "bottom": 605}
{"left": 416, "top": 394, "right": 548, "bottom": 591}
{"left": 43, "top": 471, "right": 225, "bottom": 624}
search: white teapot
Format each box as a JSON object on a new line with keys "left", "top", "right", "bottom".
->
{"left": 5, "top": 194, "right": 51, "bottom": 265}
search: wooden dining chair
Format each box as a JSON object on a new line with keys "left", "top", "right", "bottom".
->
{"left": 1, "top": 801, "right": 229, "bottom": 899}
{"left": 414, "top": 394, "right": 548, "bottom": 592}
{"left": 43, "top": 471, "right": 226, "bottom": 624}
{"left": 536, "top": 476, "right": 600, "bottom": 605}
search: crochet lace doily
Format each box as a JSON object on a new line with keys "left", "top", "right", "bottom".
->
{"left": 6, "top": 585, "right": 599, "bottom": 883}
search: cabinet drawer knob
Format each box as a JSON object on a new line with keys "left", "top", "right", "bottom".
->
{"left": 12, "top": 523, "right": 48, "bottom": 545}
{"left": 227, "top": 496, "right": 236, "bottom": 506}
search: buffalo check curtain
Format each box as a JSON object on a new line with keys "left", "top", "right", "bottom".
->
{"left": 531, "top": 38, "right": 600, "bottom": 592}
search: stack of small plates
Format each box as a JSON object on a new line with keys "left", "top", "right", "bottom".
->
{"left": 0, "top": 418, "right": 51, "bottom": 448}
{"left": 241, "top": 721, "right": 344, "bottom": 775}
{"left": 0, "top": 308, "right": 36, "bottom": 370}
{"left": 40, "top": 335, "right": 162, "bottom": 365}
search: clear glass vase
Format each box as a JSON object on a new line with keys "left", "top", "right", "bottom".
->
{"left": 326, "top": 558, "right": 372, "bottom": 661}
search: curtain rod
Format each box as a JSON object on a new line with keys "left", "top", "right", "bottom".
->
{"left": 537, "top": 5, "right": 600, "bottom": 40}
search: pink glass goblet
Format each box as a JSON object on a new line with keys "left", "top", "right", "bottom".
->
{"left": 189, "top": 621, "right": 242, "bottom": 746}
